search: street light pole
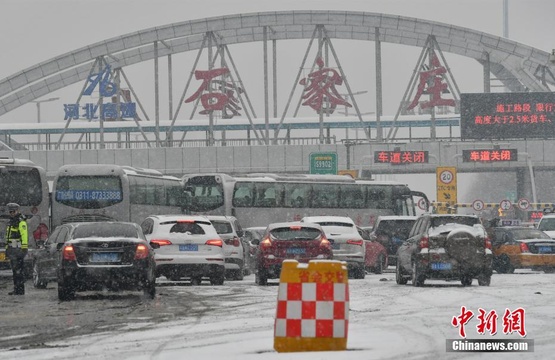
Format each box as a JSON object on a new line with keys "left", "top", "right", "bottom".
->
{"left": 30, "top": 97, "right": 59, "bottom": 148}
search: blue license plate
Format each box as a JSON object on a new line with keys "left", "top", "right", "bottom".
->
{"left": 431, "top": 262, "right": 452, "bottom": 270}
{"left": 332, "top": 243, "right": 340, "bottom": 250}
{"left": 286, "top": 248, "right": 306, "bottom": 255}
{"left": 538, "top": 246, "right": 552, "bottom": 254}
{"left": 91, "top": 252, "right": 119, "bottom": 263}
{"left": 179, "top": 244, "right": 198, "bottom": 251}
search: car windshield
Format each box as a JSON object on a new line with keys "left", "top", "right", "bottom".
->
{"left": 270, "top": 227, "right": 322, "bottom": 240}
{"left": 379, "top": 220, "right": 415, "bottom": 238}
{"left": 510, "top": 229, "right": 551, "bottom": 240}
{"left": 315, "top": 221, "right": 353, "bottom": 228}
{"left": 211, "top": 221, "right": 233, "bottom": 234}
{"left": 168, "top": 222, "right": 206, "bottom": 235}
{"left": 538, "top": 218, "right": 555, "bottom": 231}
{"left": 431, "top": 216, "right": 480, "bottom": 227}
{"left": 73, "top": 223, "right": 140, "bottom": 239}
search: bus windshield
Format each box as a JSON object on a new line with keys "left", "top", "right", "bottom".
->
{"left": 0, "top": 167, "right": 43, "bottom": 206}
{"left": 55, "top": 175, "right": 123, "bottom": 209}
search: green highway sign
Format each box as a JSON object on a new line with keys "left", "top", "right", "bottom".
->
{"left": 309, "top": 152, "right": 338, "bottom": 174}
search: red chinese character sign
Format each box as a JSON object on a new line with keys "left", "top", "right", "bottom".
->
{"left": 299, "top": 57, "right": 351, "bottom": 114}
{"left": 185, "top": 68, "right": 243, "bottom": 118}
{"left": 407, "top": 50, "right": 456, "bottom": 111}
{"left": 374, "top": 151, "right": 429, "bottom": 165}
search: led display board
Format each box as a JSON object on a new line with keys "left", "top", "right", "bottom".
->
{"left": 460, "top": 92, "right": 555, "bottom": 140}
{"left": 462, "top": 149, "right": 518, "bottom": 162}
{"left": 374, "top": 151, "right": 429, "bottom": 165}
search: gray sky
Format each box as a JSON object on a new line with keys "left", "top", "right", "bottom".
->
{"left": 1, "top": 0, "right": 554, "bottom": 123}
{"left": 1, "top": 0, "right": 554, "bottom": 203}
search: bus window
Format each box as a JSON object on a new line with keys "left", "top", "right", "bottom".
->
{"left": 339, "top": 185, "right": 365, "bottom": 209}
{"left": 233, "top": 183, "right": 253, "bottom": 207}
{"left": 254, "top": 183, "right": 282, "bottom": 207}
{"left": 311, "top": 184, "right": 339, "bottom": 208}
{"left": 367, "top": 185, "right": 393, "bottom": 210}
{"left": 284, "top": 183, "right": 310, "bottom": 208}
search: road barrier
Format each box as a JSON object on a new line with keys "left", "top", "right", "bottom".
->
{"left": 274, "top": 259, "right": 349, "bottom": 353}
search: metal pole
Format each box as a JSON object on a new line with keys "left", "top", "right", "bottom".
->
{"left": 36, "top": 103, "right": 41, "bottom": 146}
{"left": 263, "top": 26, "right": 270, "bottom": 144}
{"left": 375, "top": 27, "right": 383, "bottom": 141}
{"left": 154, "top": 41, "right": 160, "bottom": 147}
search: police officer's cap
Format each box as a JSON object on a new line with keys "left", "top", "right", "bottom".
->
{"left": 7, "top": 203, "right": 20, "bottom": 212}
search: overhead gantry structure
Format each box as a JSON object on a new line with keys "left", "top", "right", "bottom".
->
{"left": 0, "top": 10, "right": 554, "bottom": 146}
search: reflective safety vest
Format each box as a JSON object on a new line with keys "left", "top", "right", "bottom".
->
{"left": 5, "top": 216, "right": 28, "bottom": 250}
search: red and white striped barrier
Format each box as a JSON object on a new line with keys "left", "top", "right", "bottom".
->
{"left": 274, "top": 260, "right": 349, "bottom": 353}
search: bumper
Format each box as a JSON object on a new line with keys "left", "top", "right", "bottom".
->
{"left": 512, "top": 254, "right": 555, "bottom": 267}
{"left": 258, "top": 255, "right": 333, "bottom": 279}
{"left": 415, "top": 253, "right": 493, "bottom": 279}
{"left": 156, "top": 263, "right": 225, "bottom": 278}
{"left": 224, "top": 257, "right": 243, "bottom": 270}
{"left": 59, "top": 261, "right": 153, "bottom": 291}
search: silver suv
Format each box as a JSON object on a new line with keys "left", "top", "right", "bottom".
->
{"left": 537, "top": 213, "right": 555, "bottom": 239}
{"left": 396, "top": 214, "right": 493, "bottom": 287}
{"left": 204, "top": 215, "right": 246, "bottom": 280}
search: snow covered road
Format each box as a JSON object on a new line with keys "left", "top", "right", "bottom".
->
{"left": 1, "top": 269, "right": 551, "bottom": 359}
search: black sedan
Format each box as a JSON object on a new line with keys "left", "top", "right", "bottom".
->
{"left": 32, "top": 222, "right": 158, "bottom": 301}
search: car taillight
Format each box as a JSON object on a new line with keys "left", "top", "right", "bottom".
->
{"left": 150, "top": 239, "right": 172, "bottom": 246}
{"left": 485, "top": 237, "right": 492, "bottom": 250}
{"left": 346, "top": 239, "right": 364, "bottom": 246}
{"left": 260, "top": 237, "right": 272, "bottom": 249}
{"left": 33, "top": 223, "right": 49, "bottom": 241}
{"left": 62, "top": 245, "right": 76, "bottom": 261}
{"left": 519, "top": 242, "right": 530, "bottom": 253}
{"left": 320, "top": 238, "right": 331, "bottom": 250}
{"left": 224, "top": 237, "right": 241, "bottom": 247}
{"left": 206, "top": 239, "right": 223, "bottom": 247}
{"left": 419, "top": 236, "right": 429, "bottom": 249}
{"left": 135, "top": 244, "right": 149, "bottom": 259}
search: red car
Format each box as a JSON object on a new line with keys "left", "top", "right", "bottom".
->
{"left": 359, "top": 227, "right": 388, "bottom": 274}
{"left": 254, "top": 222, "right": 333, "bottom": 285}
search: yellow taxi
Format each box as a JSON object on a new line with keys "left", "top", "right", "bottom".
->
{"left": 491, "top": 226, "right": 555, "bottom": 273}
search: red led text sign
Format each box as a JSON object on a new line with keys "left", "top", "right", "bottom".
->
{"left": 460, "top": 92, "right": 555, "bottom": 140}
{"left": 462, "top": 149, "right": 518, "bottom": 162}
{"left": 374, "top": 151, "right": 429, "bottom": 165}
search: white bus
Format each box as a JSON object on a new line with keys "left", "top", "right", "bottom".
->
{"left": 0, "top": 158, "right": 51, "bottom": 269}
{"left": 52, "top": 164, "right": 185, "bottom": 228}
{"left": 182, "top": 173, "right": 429, "bottom": 228}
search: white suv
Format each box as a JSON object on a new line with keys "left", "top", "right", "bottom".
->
{"left": 300, "top": 215, "right": 366, "bottom": 279}
{"left": 140, "top": 215, "right": 226, "bottom": 285}
{"left": 204, "top": 215, "right": 246, "bottom": 280}
{"left": 538, "top": 213, "right": 555, "bottom": 239}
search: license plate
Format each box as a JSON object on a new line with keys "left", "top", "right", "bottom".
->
{"left": 90, "top": 252, "right": 119, "bottom": 263}
{"left": 286, "top": 248, "right": 306, "bottom": 255}
{"left": 431, "top": 262, "right": 452, "bottom": 270}
{"left": 179, "top": 244, "right": 198, "bottom": 251}
{"left": 332, "top": 243, "right": 340, "bottom": 250}
{"left": 538, "top": 246, "right": 552, "bottom": 254}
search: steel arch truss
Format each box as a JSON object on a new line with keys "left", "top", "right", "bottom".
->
{"left": 1, "top": 10, "right": 554, "bottom": 118}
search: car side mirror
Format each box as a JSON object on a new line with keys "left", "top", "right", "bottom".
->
{"left": 237, "top": 230, "right": 244, "bottom": 238}
{"left": 150, "top": 241, "right": 161, "bottom": 249}
{"left": 56, "top": 243, "right": 64, "bottom": 250}
{"left": 251, "top": 239, "right": 260, "bottom": 246}
{"left": 36, "top": 240, "right": 46, "bottom": 248}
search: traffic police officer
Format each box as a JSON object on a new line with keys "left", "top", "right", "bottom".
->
{"left": 5, "top": 203, "right": 28, "bottom": 295}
